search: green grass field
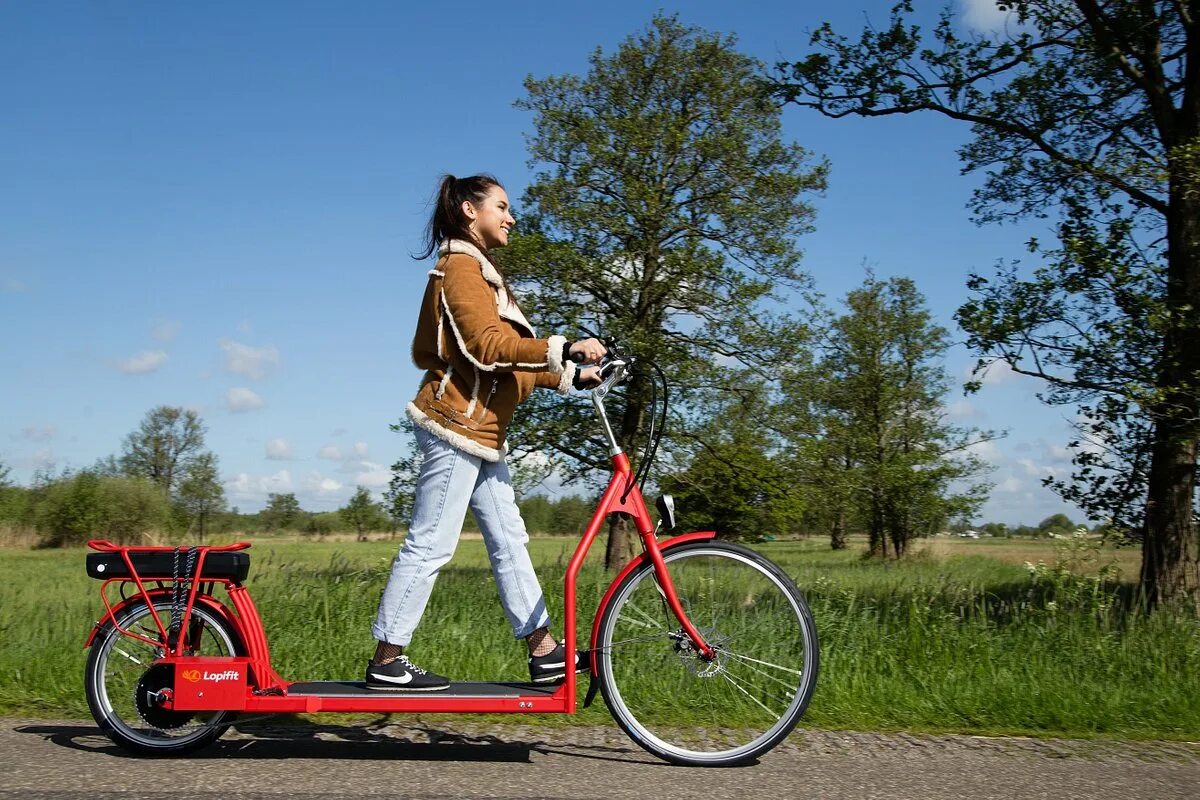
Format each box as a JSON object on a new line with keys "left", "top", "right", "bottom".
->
{"left": 0, "top": 534, "right": 1196, "bottom": 739}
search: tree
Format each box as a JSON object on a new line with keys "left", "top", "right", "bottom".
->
{"left": 661, "top": 386, "right": 807, "bottom": 540}
{"left": 809, "top": 275, "right": 992, "bottom": 557}
{"left": 385, "top": 416, "right": 423, "bottom": 539}
{"left": 261, "top": 492, "right": 301, "bottom": 531}
{"left": 341, "top": 486, "right": 385, "bottom": 542}
{"left": 1038, "top": 512, "right": 1077, "bottom": 537}
{"left": 119, "top": 406, "right": 206, "bottom": 498}
{"left": 0, "top": 459, "right": 11, "bottom": 488}
{"left": 176, "top": 452, "right": 226, "bottom": 543}
{"left": 502, "top": 14, "right": 827, "bottom": 567}
{"left": 770, "top": 1, "right": 1199, "bottom": 608}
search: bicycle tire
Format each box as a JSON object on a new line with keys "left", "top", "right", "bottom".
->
{"left": 85, "top": 600, "right": 242, "bottom": 756}
{"left": 595, "top": 541, "right": 818, "bottom": 766}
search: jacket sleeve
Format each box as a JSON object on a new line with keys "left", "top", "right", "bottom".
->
{"left": 534, "top": 360, "right": 576, "bottom": 395}
{"left": 441, "top": 255, "right": 568, "bottom": 374}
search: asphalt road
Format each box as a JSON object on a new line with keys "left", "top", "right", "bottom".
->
{"left": 1, "top": 717, "right": 1197, "bottom": 800}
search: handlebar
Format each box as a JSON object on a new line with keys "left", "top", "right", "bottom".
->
{"left": 565, "top": 334, "right": 665, "bottom": 501}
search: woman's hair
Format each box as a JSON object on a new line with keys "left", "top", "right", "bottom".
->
{"left": 416, "top": 174, "right": 504, "bottom": 261}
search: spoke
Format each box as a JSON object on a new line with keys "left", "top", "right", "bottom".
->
{"left": 622, "top": 599, "right": 669, "bottom": 631}
{"left": 720, "top": 663, "right": 796, "bottom": 712}
{"left": 596, "top": 633, "right": 672, "bottom": 650}
{"left": 114, "top": 647, "right": 144, "bottom": 666}
{"left": 718, "top": 649, "right": 805, "bottom": 677}
{"left": 719, "top": 654, "right": 801, "bottom": 693}
{"left": 718, "top": 669, "right": 778, "bottom": 719}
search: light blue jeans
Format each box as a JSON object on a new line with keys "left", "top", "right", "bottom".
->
{"left": 371, "top": 426, "right": 551, "bottom": 646}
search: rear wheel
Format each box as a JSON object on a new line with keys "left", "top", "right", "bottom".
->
{"left": 595, "top": 541, "right": 818, "bottom": 766}
{"left": 85, "top": 600, "right": 241, "bottom": 755}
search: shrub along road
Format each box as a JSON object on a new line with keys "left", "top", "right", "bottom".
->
{"left": 1, "top": 718, "right": 1197, "bottom": 800}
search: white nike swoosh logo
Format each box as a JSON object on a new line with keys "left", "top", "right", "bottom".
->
{"left": 371, "top": 671, "right": 413, "bottom": 684}
{"left": 538, "top": 661, "right": 566, "bottom": 669}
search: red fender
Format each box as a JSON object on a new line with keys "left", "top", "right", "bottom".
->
{"left": 84, "top": 590, "right": 243, "bottom": 649}
{"left": 589, "top": 531, "right": 717, "bottom": 653}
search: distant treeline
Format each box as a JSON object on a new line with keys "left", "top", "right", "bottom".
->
{"left": 0, "top": 471, "right": 601, "bottom": 546}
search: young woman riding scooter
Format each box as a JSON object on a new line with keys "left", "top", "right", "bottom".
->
{"left": 366, "top": 174, "right": 606, "bottom": 691}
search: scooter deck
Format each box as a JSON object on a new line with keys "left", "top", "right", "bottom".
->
{"left": 286, "top": 680, "right": 560, "bottom": 698}
{"left": 241, "top": 680, "right": 570, "bottom": 714}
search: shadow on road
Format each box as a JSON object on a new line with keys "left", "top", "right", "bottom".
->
{"left": 12, "top": 720, "right": 654, "bottom": 766}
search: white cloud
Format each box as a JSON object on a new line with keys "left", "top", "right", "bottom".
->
{"left": 1047, "top": 444, "right": 1074, "bottom": 462}
{"left": 959, "top": 0, "right": 1017, "bottom": 32}
{"left": 1016, "top": 457, "right": 1045, "bottom": 477}
{"left": 13, "top": 447, "right": 56, "bottom": 471}
{"left": 965, "top": 439, "right": 1001, "bottom": 462}
{"left": 997, "top": 476, "right": 1023, "bottom": 493}
{"left": 117, "top": 350, "right": 168, "bottom": 374}
{"left": 972, "top": 358, "right": 1017, "bottom": 386}
{"left": 945, "top": 400, "right": 977, "bottom": 420}
{"left": 220, "top": 339, "right": 279, "bottom": 380}
{"left": 318, "top": 444, "right": 344, "bottom": 461}
{"left": 352, "top": 461, "right": 391, "bottom": 488}
{"left": 353, "top": 442, "right": 369, "bottom": 458}
{"left": 19, "top": 425, "right": 55, "bottom": 442}
{"left": 152, "top": 319, "right": 181, "bottom": 342}
{"left": 265, "top": 438, "right": 293, "bottom": 460}
{"left": 227, "top": 469, "right": 293, "bottom": 501}
{"left": 226, "top": 387, "right": 265, "bottom": 413}
{"left": 304, "top": 471, "right": 343, "bottom": 495}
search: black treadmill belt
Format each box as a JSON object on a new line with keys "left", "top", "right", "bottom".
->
{"left": 286, "top": 680, "right": 560, "bottom": 698}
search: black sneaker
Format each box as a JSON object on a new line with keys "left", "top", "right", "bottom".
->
{"left": 365, "top": 655, "right": 450, "bottom": 691}
{"left": 528, "top": 641, "right": 591, "bottom": 684}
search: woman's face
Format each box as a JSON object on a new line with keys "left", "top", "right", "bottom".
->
{"left": 465, "top": 186, "right": 515, "bottom": 250}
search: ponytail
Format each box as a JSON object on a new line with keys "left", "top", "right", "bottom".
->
{"left": 415, "top": 174, "right": 504, "bottom": 262}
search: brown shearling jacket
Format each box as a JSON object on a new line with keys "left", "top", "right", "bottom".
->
{"left": 406, "top": 239, "right": 575, "bottom": 461}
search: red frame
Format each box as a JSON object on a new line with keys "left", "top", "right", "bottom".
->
{"left": 87, "top": 451, "right": 715, "bottom": 715}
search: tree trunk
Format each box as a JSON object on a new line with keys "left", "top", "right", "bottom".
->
{"left": 605, "top": 514, "right": 640, "bottom": 570}
{"left": 830, "top": 507, "right": 847, "bottom": 550}
{"left": 1140, "top": 175, "right": 1200, "bottom": 611}
{"left": 868, "top": 495, "right": 886, "bottom": 558}
{"left": 603, "top": 375, "right": 648, "bottom": 570}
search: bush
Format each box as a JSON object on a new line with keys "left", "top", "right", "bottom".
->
{"left": 35, "top": 472, "right": 170, "bottom": 547}
{"left": 306, "top": 512, "right": 342, "bottom": 537}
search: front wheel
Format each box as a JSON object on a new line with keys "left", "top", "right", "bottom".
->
{"left": 595, "top": 541, "right": 818, "bottom": 766}
{"left": 85, "top": 600, "right": 241, "bottom": 755}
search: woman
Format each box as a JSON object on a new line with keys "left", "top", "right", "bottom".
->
{"left": 366, "top": 174, "right": 605, "bottom": 691}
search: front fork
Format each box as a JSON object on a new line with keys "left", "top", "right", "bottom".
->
{"left": 582, "top": 529, "right": 719, "bottom": 708}
{"left": 641, "top": 531, "right": 716, "bottom": 660}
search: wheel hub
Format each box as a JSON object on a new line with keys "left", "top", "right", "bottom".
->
{"left": 671, "top": 628, "right": 727, "bottom": 678}
{"left": 134, "top": 663, "right": 195, "bottom": 729}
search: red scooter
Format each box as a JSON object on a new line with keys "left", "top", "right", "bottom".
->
{"left": 84, "top": 349, "right": 818, "bottom": 766}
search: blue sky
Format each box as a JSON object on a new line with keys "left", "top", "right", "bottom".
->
{"left": 1, "top": 1, "right": 1087, "bottom": 525}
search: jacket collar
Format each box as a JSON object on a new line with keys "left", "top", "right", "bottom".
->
{"left": 438, "top": 239, "right": 537, "bottom": 337}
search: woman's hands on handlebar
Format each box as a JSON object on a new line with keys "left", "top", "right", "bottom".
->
{"left": 567, "top": 337, "right": 607, "bottom": 391}
{"left": 568, "top": 337, "right": 607, "bottom": 365}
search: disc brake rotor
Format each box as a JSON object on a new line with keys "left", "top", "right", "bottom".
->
{"left": 672, "top": 627, "right": 728, "bottom": 677}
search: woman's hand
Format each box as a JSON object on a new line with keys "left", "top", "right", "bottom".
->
{"left": 573, "top": 366, "right": 603, "bottom": 390}
{"left": 569, "top": 338, "right": 607, "bottom": 365}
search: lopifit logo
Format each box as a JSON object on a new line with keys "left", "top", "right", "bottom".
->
{"left": 181, "top": 669, "right": 201, "bottom": 683}
{"left": 202, "top": 669, "right": 241, "bottom": 683}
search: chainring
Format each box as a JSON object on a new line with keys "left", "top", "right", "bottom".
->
{"left": 134, "top": 663, "right": 196, "bottom": 729}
